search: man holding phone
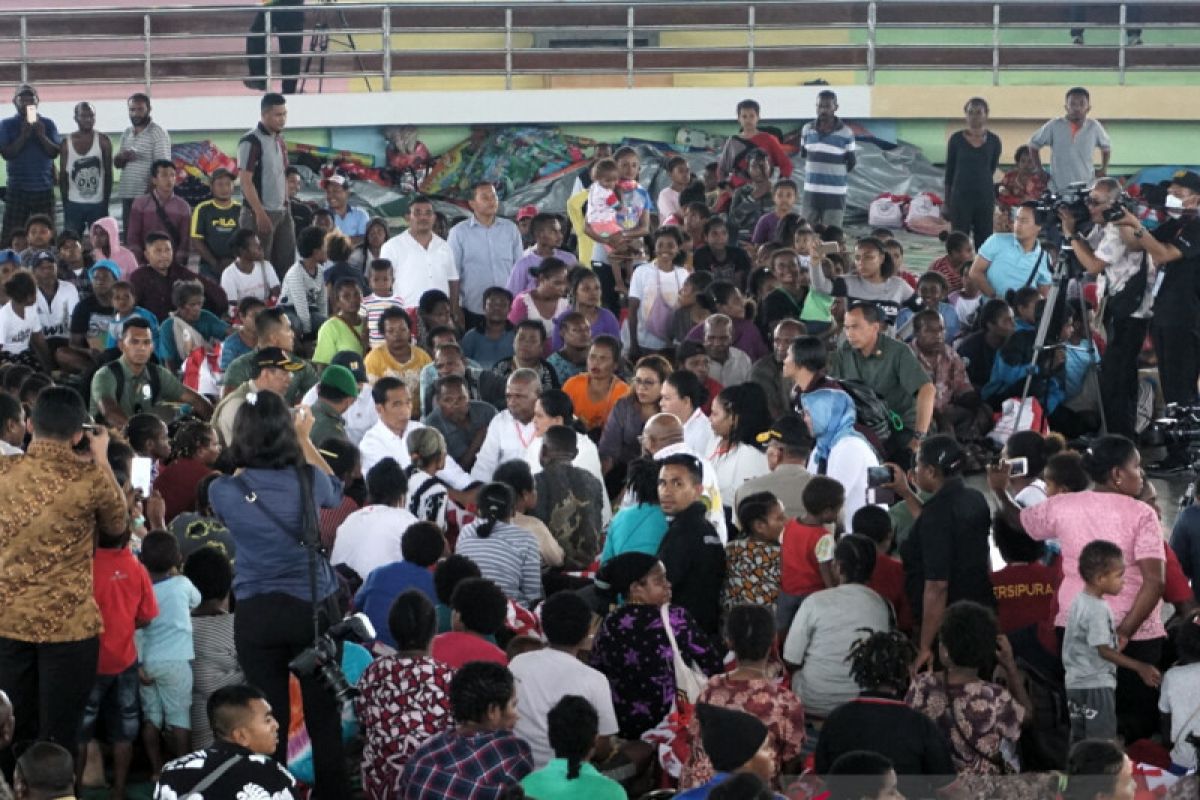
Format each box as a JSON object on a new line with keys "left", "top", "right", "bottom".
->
{"left": 0, "top": 85, "right": 61, "bottom": 249}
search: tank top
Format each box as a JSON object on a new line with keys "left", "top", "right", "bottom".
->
{"left": 66, "top": 133, "right": 103, "bottom": 204}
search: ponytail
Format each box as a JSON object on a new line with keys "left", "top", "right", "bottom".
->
{"left": 474, "top": 481, "right": 515, "bottom": 539}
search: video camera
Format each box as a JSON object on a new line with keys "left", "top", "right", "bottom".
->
{"left": 288, "top": 612, "right": 375, "bottom": 702}
{"left": 1033, "top": 183, "right": 1135, "bottom": 232}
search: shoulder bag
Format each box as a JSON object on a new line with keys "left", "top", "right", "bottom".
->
{"left": 660, "top": 604, "right": 707, "bottom": 704}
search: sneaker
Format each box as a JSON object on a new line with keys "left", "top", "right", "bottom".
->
{"left": 243, "top": 78, "right": 267, "bottom": 91}
{"left": 1073, "top": 34, "right": 1085, "bottom": 45}
{"left": 1127, "top": 33, "right": 1143, "bottom": 46}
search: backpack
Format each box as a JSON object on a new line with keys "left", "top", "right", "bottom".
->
{"left": 1015, "top": 657, "right": 1070, "bottom": 770}
{"left": 107, "top": 359, "right": 161, "bottom": 407}
{"left": 717, "top": 135, "right": 757, "bottom": 185}
{"left": 835, "top": 378, "right": 904, "bottom": 445}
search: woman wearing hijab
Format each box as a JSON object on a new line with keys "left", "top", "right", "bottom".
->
{"left": 800, "top": 388, "right": 881, "bottom": 524}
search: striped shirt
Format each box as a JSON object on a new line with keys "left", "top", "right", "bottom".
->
{"left": 189, "top": 613, "right": 243, "bottom": 749}
{"left": 115, "top": 122, "right": 172, "bottom": 200}
{"left": 361, "top": 292, "right": 406, "bottom": 348}
{"left": 800, "top": 120, "right": 856, "bottom": 198}
{"left": 455, "top": 520, "right": 544, "bottom": 606}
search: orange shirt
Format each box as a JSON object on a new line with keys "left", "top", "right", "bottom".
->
{"left": 562, "top": 373, "right": 631, "bottom": 431}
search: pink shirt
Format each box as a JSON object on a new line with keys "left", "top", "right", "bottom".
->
{"left": 1021, "top": 491, "right": 1165, "bottom": 641}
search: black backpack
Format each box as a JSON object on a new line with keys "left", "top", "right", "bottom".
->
{"left": 835, "top": 378, "right": 903, "bottom": 445}
{"left": 107, "top": 359, "right": 161, "bottom": 407}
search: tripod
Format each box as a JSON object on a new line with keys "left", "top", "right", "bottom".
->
{"left": 1014, "top": 242, "right": 1108, "bottom": 437}
{"left": 300, "top": 0, "right": 373, "bottom": 94}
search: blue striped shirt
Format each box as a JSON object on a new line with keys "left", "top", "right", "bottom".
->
{"left": 801, "top": 121, "right": 856, "bottom": 197}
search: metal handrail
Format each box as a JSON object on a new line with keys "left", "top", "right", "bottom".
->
{"left": 1, "top": 0, "right": 1197, "bottom": 93}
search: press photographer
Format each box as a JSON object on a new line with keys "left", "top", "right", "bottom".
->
{"left": 208, "top": 392, "right": 351, "bottom": 797}
{"left": 1118, "top": 170, "right": 1200, "bottom": 415}
{"left": 1057, "top": 177, "right": 1154, "bottom": 439}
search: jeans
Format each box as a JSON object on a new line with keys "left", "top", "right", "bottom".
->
{"left": 0, "top": 635, "right": 99, "bottom": 778}
{"left": 235, "top": 591, "right": 348, "bottom": 799}
{"left": 63, "top": 200, "right": 109, "bottom": 238}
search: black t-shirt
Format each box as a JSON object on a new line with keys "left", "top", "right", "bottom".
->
{"left": 814, "top": 693, "right": 956, "bottom": 796}
{"left": 692, "top": 245, "right": 753, "bottom": 289}
{"left": 1150, "top": 216, "right": 1200, "bottom": 328}
{"left": 901, "top": 477, "right": 995, "bottom": 620}
{"left": 70, "top": 294, "right": 115, "bottom": 344}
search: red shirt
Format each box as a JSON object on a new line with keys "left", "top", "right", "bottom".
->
{"left": 867, "top": 553, "right": 912, "bottom": 633}
{"left": 431, "top": 631, "right": 508, "bottom": 669}
{"left": 701, "top": 377, "right": 723, "bottom": 416}
{"left": 991, "top": 558, "right": 1061, "bottom": 653}
{"left": 152, "top": 457, "right": 217, "bottom": 523}
{"left": 728, "top": 132, "right": 794, "bottom": 188}
{"left": 1165, "top": 546, "right": 1192, "bottom": 605}
{"left": 781, "top": 519, "right": 833, "bottom": 596}
{"left": 93, "top": 547, "right": 158, "bottom": 675}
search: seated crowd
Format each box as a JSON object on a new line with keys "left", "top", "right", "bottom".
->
{"left": 3, "top": 87, "right": 1200, "bottom": 800}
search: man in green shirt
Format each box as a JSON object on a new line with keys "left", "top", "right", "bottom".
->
{"left": 91, "top": 316, "right": 213, "bottom": 426}
{"left": 309, "top": 364, "right": 358, "bottom": 447}
{"left": 828, "top": 301, "right": 934, "bottom": 462}
{"left": 222, "top": 306, "right": 317, "bottom": 405}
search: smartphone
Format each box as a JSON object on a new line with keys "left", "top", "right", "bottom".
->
{"left": 131, "top": 456, "right": 153, "bottom": 497}
{"left": 1006, "top": 457, "right": 1030, "bottom": 478}
{"left": 820, "top": 241, "right": 840, "bottom": 256}
{"left": 867, "top": 465, "right": 893, "bottom": 488}
{"left": 24, "top": 105, "right": 36, "bottom": 124}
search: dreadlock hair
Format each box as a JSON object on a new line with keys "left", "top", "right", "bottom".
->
{"left": 846, "top": 629, "right": 917, "bottom": 694}
{"left": 169, "top": 419, "right": 215, "bottom": 463}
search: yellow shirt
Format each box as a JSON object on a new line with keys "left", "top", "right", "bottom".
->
{"left": 365, "top": 344, "right": 432, "bottom": 414}
{"left": 566, "top": 188, "right": 596, "bottom": 266}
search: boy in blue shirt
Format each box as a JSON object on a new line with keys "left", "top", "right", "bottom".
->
{"left": 136, "top": 531, "right": 201, "bottom": 778}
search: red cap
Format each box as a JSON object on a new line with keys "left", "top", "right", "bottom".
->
{"left": 517, "top": 205, "right": 538, "bottom": 221}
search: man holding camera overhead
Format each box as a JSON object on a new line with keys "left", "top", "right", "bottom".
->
{"left": 1059, "top": 177, "right": 1155, "bottom": 439}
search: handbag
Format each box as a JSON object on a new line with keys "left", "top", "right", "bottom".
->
{"left": 660, "top": 604, "right": 707, "bottom": 704}
{"left": 644, "top": 268, "right": 679, "bottom": 342}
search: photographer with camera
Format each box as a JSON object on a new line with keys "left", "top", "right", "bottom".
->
{"left": 1058, "top": 178, "right": 1154, "bottom": 439}
{"left": 208, "top": 393, "right": 350, "bottom": 797}
{"left": 1117, "top": 170, "right": 1200, "bottom": 412}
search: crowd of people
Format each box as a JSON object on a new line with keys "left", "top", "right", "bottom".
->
{"left": 1, "top": 79, "right": 1200, "bottom": 800}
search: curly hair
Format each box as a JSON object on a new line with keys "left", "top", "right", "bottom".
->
{"left": 847, "top": 630, "right": 917, "bottom": 693}
{"left": 169, "top": 419, "right": 215, "bottom": 463}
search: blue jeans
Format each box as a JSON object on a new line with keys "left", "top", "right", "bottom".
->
{"left": 63, "top": 200, "right": 109, "bottom": 237}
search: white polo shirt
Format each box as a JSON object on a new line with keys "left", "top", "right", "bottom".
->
{"left": 471, "top": 410, "right": 538, "bottom": 483}
{"left": 329, "top": 504, "right": 418, "bottom": 581}
{"left": 379, "top": 230, "right": 459, "bottom": 308}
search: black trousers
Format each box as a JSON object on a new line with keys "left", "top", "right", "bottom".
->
{"left": 0, "top": 635, "right": 98, "bottom": 779}
{"left": 1116, "top": 637, "right": 1163, "bottom": 743}
{"left": 949, "top": 193, "right": 994, "bottom": 251}
{"left": 235, "top": 592, "right": 348, "bottom": 798}
{"left": 1100, "top": 315, "right": 1149, "bottom": 439}
{"left": 1151, "top": 323, "right": 1200, "bottom": 406}
{"left": 246, "top": 0, "right": 307, "bottom": 95}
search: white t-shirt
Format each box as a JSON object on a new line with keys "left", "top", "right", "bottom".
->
{"left": 627, "top": 263, "right": 688, "bottom": 351}
{"left": 809, "top": 434, "right": 882, "bottom": 526}
{"left": 709, "top": 442, "right": 770, "bottom": 513}
{"left": 1160, "top": 662, "right": 1200, "bottom": 769}
{"left": 657, "top": 186, "right": 682, "bottom": 224}
{"left": 357, "top": 419, "right": 474, "bottom": 490}
{"left": 0, "top": 302, "right": 40, "bottom": 354}
{"left": 329, "top": 504, "right": 418, "bottom": 582}
{"left": 708, "top": 347, "right": 753, "bottom": 387}
{"left": 220, "top": 261, "right": 280, "bottom": 305}
{"left": 35, "top": 281, "right": 80, "bottom": 339}
{"left": 510, "top": 648, "right": 620, "bottom": 768}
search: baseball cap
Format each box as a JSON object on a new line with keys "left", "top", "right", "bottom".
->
{"left": 1169, "top": 170, "right": 1200, "bottom": 194}
{"left": 30, "top": 249, "right": 55, "bottom": 266}
{"left": 321, "top": 173, "right": 350, "bottom": 189}
{"left": 516, "top": 205, "right": 538, "bottom": 221}
{"left": 756, "top": 414, "right": 814, "bottom": 448}
{"left": 329, "top": 350, "right": 367, "bottom": 383}
{"left": 210, "top": 167, "right": 236, "bottom": 183}
{"left": 319, "top": 364, "right": 360, "bottom": 398}
{"left": 88, "top": 259, "right": 122, "bottom": 281}
{"left": 253, "top": 346, "right": 303, "bottom": 373}
{"left": 0, "top": 249, "right": 19, "bottom": 266}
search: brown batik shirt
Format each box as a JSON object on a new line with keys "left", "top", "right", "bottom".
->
{"left": 0, "top": 440, "right": 127, "bottom": 643}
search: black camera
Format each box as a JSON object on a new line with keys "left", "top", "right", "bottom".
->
{"left": 1139, "top": 403, "right": 1200, "bottom": 477}
{"left": 288, "top": 613, "right": 375, "bottom": 702}
{"left": 1034, "top": 183, "right": 1091, "bottom": 231}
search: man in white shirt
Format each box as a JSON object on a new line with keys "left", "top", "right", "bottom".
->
{"left": 470, "top": 368, "right": 540, "bottom": 483}
{"left": 300, "top": 350, "right": 377, "bottom": 445}
{"left": 378, "top": 195, "right": 461, "bottom": 315}
{"left": 637, "top": 412, "right": 728, "bottom": 543}
{"left": 703, "top": 314, "right": 752, "bottom": 387}
{"left": 358, "top": 376, "right": 473, "bottom": 489}
{"left": 330, "top": 456, "right": 418, "bottom": 580}
{"left": 510, "top": 591, "right": 618, "bottom": 768}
